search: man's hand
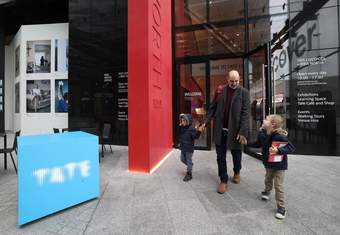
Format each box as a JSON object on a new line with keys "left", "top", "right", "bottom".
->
{"left": 237, "top": 134, "right": 247, "bottom": 145}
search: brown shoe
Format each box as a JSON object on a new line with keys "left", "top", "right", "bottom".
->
{"left": 217, "top": 182, "right": 228, "bottom": 194}
{"left": 232, "top": 174, "right": 240, "bottom": 184}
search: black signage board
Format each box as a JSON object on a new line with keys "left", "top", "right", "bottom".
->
{"left": 288, "top": 10, "right": 340, "bottom": 155}
{"left": 69, "top": 0, "right": 127, "bottom": 145}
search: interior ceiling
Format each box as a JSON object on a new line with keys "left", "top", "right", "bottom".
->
{"left": 1, "top": 0, "right": 68, "bottom": 44}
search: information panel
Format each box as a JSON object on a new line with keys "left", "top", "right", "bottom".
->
{"left": 18, "top": 131, "right": 99, "bottom": 225}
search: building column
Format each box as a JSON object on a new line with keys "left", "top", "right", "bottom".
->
{"left": 128, "top": 0, "right": 173, "bottom": 173}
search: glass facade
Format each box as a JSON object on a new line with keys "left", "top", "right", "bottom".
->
{"left": 69, "top": 0, "right": 127, "bottom": 145}
{"left": 287, "top": 0, "right": 340, "bottom": 155}
{"left": 174, "top": 0, "right": 340, "bottom": 156}
{"left": 2, "top": 0, "right": 339, "bottom": 155}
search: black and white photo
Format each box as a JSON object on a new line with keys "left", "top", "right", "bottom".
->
{"left": 26, "top": 40, "right": 51, "bottom": 73}
{"left": 26, "top": 80, "right": 51, "bottom": 113}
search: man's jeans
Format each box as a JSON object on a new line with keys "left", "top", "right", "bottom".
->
{"left": 215, "top": 130, "right": 242, "bottom": 182}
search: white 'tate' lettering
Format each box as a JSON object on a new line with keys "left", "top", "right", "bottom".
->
{"left": 33, "top": 161, "right": 91, "bottom": 186}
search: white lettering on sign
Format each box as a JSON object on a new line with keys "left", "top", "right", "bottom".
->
{"left": 33, "top": 161, "right": 91, "bottom": 186}
{"left": 184, "top": 92, "right": 202, "bottom": 97}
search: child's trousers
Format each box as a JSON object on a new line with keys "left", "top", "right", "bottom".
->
{"left": 264, "top": 169, "right": 285, "bottom": 208}
{"left": 180, "top": 151, "right": 193, "bottom": 173}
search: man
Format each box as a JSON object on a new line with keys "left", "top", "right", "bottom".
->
{"left": 203, "top": 70, "right": 250, "bottom": 194}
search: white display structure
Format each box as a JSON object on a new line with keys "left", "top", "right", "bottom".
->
{"left": 7, "top": 23, "right": 69, "bottom": 135}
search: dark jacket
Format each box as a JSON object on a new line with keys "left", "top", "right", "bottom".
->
{"left": 248, "top": 129, "right": 295, "bottom": 170}
{"left": 205, "top": 85, "right": 250, "bottom": 149}
{"left": 179, "top": 114, "right": 201, "bottom": 153}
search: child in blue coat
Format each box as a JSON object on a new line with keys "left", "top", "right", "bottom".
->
{"left": 179, "top": 113, "right": 202, "bottom": 181}
{"left": 248, "top": 114, "right": 295, "bottom": 219}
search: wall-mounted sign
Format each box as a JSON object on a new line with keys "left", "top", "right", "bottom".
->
{"left": 117, "top": 71, "right": 128, "bottom": 121}
{"left": 18, "top": 131, "right": 99, "bottom": 225}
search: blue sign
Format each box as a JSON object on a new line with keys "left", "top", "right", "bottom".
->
{"left": 18, "top": 131, "right": 99, "bottom": 225}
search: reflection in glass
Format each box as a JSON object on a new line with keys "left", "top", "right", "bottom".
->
{"left": 248, "top": 19, "right": 271, "bottom": 51}
{"left": 176, "top": 30, "right": 208, "bottom": 57}
{"left": 176, "top": 25, "right": 245, "bottom": 57}
{"left": 249, "top": 13, "right": 288, "bottom": 51}
{"left": 248, "top": 50, "right": 266, "bottom": 143}
{"left": 248, "top": 0, "right": 287, "bottom": 17}
{"left": 209, "top": 58, "right": 243, "bottom": 101}
{"left": 209, "top": 0, "right": 244, "bottom": 21}
{"left": 175, "top": 0, "right": 206, "bottom": 26}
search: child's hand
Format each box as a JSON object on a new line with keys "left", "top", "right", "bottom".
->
{"left": 269, "top": 146, "right": 278, "bottom": 154}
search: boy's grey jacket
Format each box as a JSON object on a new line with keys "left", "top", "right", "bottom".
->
{"left": 179, "top": 114, "right": 201, "bottom": 153}
{"left": 204, "top": 86, "right": 250, "bottom": 149}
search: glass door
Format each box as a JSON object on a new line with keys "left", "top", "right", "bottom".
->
{"left": 247, "top": 48, "right": 267, "bottom": 156}
{"left": 177, "top": 62, "right": 208, "bottom": 149}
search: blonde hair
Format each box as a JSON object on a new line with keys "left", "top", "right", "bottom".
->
{"left": 267, "top": 114, "right": 284, "bottom": 129}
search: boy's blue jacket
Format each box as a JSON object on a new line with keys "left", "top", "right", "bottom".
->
{"left": 179, "top": 114, "right": 201, "bottom": 153}
{"left": 248, "top": 129, "right": 295, "bottom": 170}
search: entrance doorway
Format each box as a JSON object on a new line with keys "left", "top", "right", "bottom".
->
{"left": 176, "top": 62, "right": 209, "bottom": 149}
{"left": 175, "top": 47, "right": 274, "bottom": 153}
{"left": 175, "top": 58, "right": 245, "bottom": 150}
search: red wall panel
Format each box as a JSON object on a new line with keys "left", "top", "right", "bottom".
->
{"left": 128, "top": 0, "right": 173, "bottom": 173}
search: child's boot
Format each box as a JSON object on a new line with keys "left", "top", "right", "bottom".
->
{"left": 183, "top": 172, "right": 192, "bottom": 181}
{"left": 261, "top": 191, "right": 270, "bottom": 201}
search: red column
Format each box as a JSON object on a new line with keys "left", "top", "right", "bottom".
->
{"left": 128, "top": 0, "right": 173, "bottom": 173}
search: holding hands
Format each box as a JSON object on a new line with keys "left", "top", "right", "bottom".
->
{"left": 195, "top": 124, "right": 204, "bottom": 132}
{"left": 237, "top": 134, "right": 247, "bottom": 145}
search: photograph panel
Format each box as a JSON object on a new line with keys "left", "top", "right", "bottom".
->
{"left": 15, "top": 46, "right": 20, "bottom": 77}
{"left": 26, "top": 80, "right": 51, "bottom": 113}
{"left": 55, "top": 39, "right": 69, "bottom": 72}
{"left": 26, "top": 40, "right": 51, "bottom": 74}
{"left": 15, "top": 83, "right": 20, "bottom": 113}
{"left": 55, "top": 79, "right": 68, "bottom": 113}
